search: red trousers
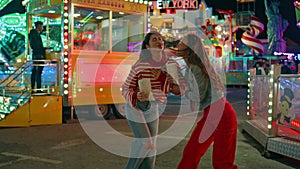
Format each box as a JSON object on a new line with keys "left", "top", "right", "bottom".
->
{"left": 177, "top": 98, "right": 238, "bottom": 169}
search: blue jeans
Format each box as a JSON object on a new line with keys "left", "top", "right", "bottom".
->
{"left": 125, "top": 102, "right": 159, "bottom": 169}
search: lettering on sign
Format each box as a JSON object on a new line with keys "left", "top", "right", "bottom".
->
{"left": 154, "top": 0, "right": 198, "bottom": 9}
{"left": 75, "top": 0, "right": 125, "bottom": 9}
{"left": 129, "top": 3, "right": 143, "bottom": 12}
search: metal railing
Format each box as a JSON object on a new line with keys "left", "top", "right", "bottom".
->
{"left": 0, "top": 60, "right": 61, "bottom": 121}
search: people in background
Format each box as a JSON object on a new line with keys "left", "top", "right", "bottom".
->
{"left": 29, "top": 21, "right": 46, "bottom": 92}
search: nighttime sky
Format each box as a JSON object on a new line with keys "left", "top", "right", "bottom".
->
{"left": 1, "top": 0, "right": 299, "bottom": 45}
{"left": 204, "top": 0, "right": 300, "bottom": 45}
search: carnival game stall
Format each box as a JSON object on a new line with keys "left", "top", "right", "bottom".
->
{"left": 0, "top": 0, "right": 151, "bottom": 127}
{"left": 67, "top": 0, "right": 148, "bottom": 120}
{"left": 0, "top": 0, "right": 63, "bottom": 126}
{"left": 243, "top": 65, "right": 300, "bottom": 160}
{"left": 0, "top": 0, "right": 149, "bottom": 127}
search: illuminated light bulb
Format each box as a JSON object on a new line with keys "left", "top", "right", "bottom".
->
{"left": 268, "top": 109, "right": 272, "bottom": 114}
{"left": 9, "top": 106, "right": 15, "bottom": 111}
{"left": 270, "top": 70, "right": 274, "bottom": 75}
{"left": 268, "top": 117, "right": 272, "bottom": 122}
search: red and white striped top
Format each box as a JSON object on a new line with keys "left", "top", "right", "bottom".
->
{"left": 122, "top": 55, "right": 186, "bottom": 108}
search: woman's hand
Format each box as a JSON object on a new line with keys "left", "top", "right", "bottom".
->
{"left": 137, "top": 91, "right": 149, "bottom": 101}
{"left": 170, "top": 83, "right": 181, "bottom": 95}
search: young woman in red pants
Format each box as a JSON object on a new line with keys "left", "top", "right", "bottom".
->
{"left": 176, "top": 33, "right": 238, "bottom": 169}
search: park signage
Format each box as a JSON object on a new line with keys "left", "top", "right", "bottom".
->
{"left": 153, "top": 0, "right": 198, "bottom": 9}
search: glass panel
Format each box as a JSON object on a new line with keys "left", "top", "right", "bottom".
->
{"left": 278, "top": 76, "right": 300, "bottom": 131}
{"left": 251, "top": 75, "right": 271, "bottom": 119}
{"left": 111, "top": 12, "right": 144, "bottom": 52}
{"left": 29, "top": 16, "right": 62, "bottom": 60}
{"left": 34, "top": 17, "right": 62, "bottom": 52}
{"left": 73, "top": 6, "right": 109, "bottom": 51}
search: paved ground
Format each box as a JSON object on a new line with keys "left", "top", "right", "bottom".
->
{"left": 0, "top": 88, "right": 299, "bottom": 169}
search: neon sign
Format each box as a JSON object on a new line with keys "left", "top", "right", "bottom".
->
{"left": 274, "top": 51, "right": 300, "bottom": 61}
{"left": 154, "top": 0, "right": 198, "bottom": 9}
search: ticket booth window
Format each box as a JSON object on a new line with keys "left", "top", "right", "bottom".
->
{"left": 112, "top": 12, "right": 144, "bottom": 52}
{"left": 73, "top": 6, "right": 145, "bottom": 52}
{"left": 73, "top": 6, "right": 109, "bottom": 51}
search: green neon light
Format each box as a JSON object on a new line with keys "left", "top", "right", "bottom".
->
{"left": 0, "top": 0, "right": 12, "bottom": 11}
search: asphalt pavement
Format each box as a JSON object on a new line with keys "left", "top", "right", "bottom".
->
{"left": 0, "top": 87, "right": 299, "bottom": 169}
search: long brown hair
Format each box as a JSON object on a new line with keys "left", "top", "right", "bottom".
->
{"left": 184, "top": 34, "right": 225, "bottom": 91}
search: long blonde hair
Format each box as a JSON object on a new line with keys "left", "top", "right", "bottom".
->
{"left": 184, "top": 34, "right": 225, "bottom": 91}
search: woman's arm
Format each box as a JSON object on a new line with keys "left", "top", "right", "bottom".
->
{"left": 121, "top": 67, "right": 139, "bottom": 108}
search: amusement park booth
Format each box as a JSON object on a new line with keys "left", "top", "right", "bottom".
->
{"left": 243, "top": 64, "right": 300, "bottom": 160}
{"left": 0, "top": 0, "right": 149, "bottom": 127}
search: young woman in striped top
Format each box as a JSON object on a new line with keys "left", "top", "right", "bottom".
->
{"left": 122, "top": 32, "right": 186, "bottom": 169}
